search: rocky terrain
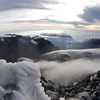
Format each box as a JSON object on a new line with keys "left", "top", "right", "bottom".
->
{"left": 41, "top": 70, "right": 100, "bottom": 100}
{"left": 0, "top": 34, "right": 57, "bottom": 62}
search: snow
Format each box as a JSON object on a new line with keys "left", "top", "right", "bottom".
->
{"left": 0, "top": 59, "right": 50, "bottom": 100}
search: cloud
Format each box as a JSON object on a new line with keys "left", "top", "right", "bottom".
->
{"left": 79, "top": 6, "right": 100, "bottom": 23}
{"left": 0, "top": 0, "right": 58, "bottom": 11}
{"left": 39, "top": 57, "right": 100, "bottom": 85}
{"left": 59, "top": 6, "right": 100, "bottom": 31}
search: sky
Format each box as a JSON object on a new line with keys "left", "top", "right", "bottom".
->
{"left": 0, "top": 0, "right": 100, "bottom": 34}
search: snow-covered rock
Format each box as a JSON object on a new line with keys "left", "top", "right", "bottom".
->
{"left": 0, "top": 34, "right": 57, "bottom": 62}
{"left": 0, "top": 59, "right": 50, "bottom": 100}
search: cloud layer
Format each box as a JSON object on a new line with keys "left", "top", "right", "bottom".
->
{"left": 0, "top": 0, "right": 58, "bottom": 10}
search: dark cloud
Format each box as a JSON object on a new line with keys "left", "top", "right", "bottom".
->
{"left": 79, "top": 6, "right": 100, "bottom": 23}
{"left": 0, "top": 0, "right": 58, "bottom": 11}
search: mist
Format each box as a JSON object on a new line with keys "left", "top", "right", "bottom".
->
{"left": 37, "top": 58, "right": 100, "bottom": 85}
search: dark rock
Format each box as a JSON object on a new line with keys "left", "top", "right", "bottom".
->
{"left": 33, "top": 36, "right": 58, "bottom": 54}
{"left": 0, "top": 34, "right": 57, "bottom": 62}
{"left": 3, "top": 92, "right": 13, "bottom": 100}
{"left": 41, "top": 70, "right": 100, "bottom": 100}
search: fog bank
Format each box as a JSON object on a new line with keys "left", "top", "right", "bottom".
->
{"left": 38, "top": 58, "right": 100, "bottom": 85}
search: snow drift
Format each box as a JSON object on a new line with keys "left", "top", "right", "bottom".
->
{"left": 0, "top": 59, "right": 50, "bottom": 100}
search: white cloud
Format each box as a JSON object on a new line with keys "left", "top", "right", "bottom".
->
{"left": 0, "top": 0, "right": 99, "bottom": 23}
{"left": 0, "top": 0, "right": 100, "bottom": 32}
{"left": 48, "top": 0, "right": 99, "bottom": 22}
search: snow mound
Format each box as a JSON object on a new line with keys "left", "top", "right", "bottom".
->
{"left": 0, "top": 59, "right": 50, "bottom": 100}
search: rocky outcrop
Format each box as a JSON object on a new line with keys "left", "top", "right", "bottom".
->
{"left": 41, "top": 70, "right": 100, "bottom": 100}
{"left": 0, "top": 34, "right": 57, "bottom": 62}
{"left": 33, "top": 36, "right": 58, "bottom": 54}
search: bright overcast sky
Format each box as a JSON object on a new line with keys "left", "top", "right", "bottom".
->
{"left": 0, "top": 0, "right": 100, "bottom": 32}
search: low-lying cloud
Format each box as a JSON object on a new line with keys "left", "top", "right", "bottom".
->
{"left": 38, "top": 58, "right": 100, "bottom": 85}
